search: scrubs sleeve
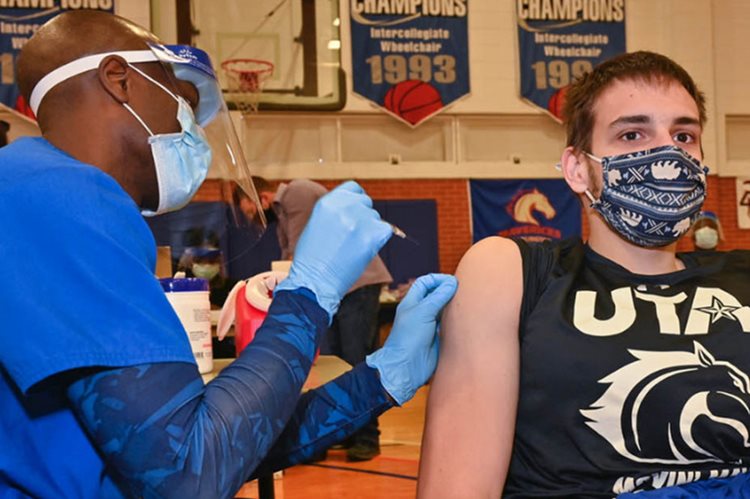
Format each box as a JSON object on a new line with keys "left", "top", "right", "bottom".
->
{"left": 66, "top": 289, "right": 332, "bottom": 498}
{"left": 2, "top": 164, "right": 193, "bottom": 393}
{"left": 251, "top": 362, "right": 393, "bottom": 477}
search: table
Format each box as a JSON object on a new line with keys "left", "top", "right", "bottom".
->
{"left": 202, "top": 355, "right": 352, "bottom": 499}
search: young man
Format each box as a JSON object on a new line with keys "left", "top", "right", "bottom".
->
{"left": 418, "top": 51, "right": 750, "bottom": 497}
{"left": 0, "top": 11, "right": 457, "bottom": 498}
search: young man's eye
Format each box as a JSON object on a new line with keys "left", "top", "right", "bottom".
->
{"left": 674, "top": 132, "right": 694, "bottom": 143}
{"left": 621, "top": 131, "right": 640, "bottom": 141}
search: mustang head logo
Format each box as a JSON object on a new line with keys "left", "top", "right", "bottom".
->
{"left": 508, "top": 188, "right": 556, "bottom": 226}
{"left": 581, "top": 342, "right": 750, "bottom": 465}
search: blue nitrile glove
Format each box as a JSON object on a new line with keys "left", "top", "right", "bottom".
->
{"left": 275, "top": 181, "right": 393, "bottom": 320}
{"left": 366, "top": 273, "right": 458, "bottom": 405}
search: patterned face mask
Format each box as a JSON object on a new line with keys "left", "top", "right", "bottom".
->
{"left": 585, "top": 145, "right": 709, "bottom": 248}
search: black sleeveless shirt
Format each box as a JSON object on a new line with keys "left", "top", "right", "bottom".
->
{"left": 503, "top": 238, "right": 750, "bottom": 498}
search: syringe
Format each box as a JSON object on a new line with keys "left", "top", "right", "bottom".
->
{"left": 389, "top": 223, "right": 419, "bottom": 245}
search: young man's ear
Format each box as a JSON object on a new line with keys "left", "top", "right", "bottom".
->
{"left": 560, "top": 146, "right": 591, "bottom": 195}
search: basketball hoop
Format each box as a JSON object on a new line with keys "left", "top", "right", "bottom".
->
{"left": 221, "top": 59, "right": 274, "bottom": 114}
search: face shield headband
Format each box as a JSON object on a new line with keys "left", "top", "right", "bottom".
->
{"left": 30, "top": 44, "right": 221, "bottom": 126}
{"left": 29, "top": 43, "right": 266, "bottom": 231}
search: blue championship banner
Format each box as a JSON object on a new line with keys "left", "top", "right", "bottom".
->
{"left": 350, "top": 0, "right": 469, "bottom": 127}
{"left": 470, "top": 179, "right": 581, "bottom": 243}
{"left": 0, "top": 0, "right": 115, "bottom": 117}
{"left": 516, "top": 0, "right": 625, "bottom": 122}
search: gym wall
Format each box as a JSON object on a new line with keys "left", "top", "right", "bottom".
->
{"left": 158, "top": 0, "right": 750, "bottom": 269}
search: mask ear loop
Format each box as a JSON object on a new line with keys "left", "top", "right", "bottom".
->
{"left": 584, "top": 190, "right": 599, "bottom": 207}
{"left": 583, "top": 152, "right": 602, "bottom": 208}
{"left": 123, "top": 103, "right": 155, "bottom": 136}
{"left": 121, "top": 64, "right": 183, "bottom": 137}
{"left": 128, "top": 63, "right": 181, "bottom": 102}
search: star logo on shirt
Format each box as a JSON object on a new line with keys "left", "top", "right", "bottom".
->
{"left": 696, "top": 297, "right": 741, "bottom": 324}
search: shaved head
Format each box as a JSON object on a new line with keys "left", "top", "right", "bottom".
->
{"left": 15, "top": 10, "right": 189, "bottom": 211}
{"left": 17, "top": 10, "right": 158, "bottom": 110}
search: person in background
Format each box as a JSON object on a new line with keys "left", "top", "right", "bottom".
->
{"left": 418, "top": 51, "right": 750, "bottom": 498}
{"left": 1, "top": 11, "right": 457, "bottom": 498}
{"left": 246, "top": 176, "right": 393, "bottom": 461}
{"left": 691, "top": 210, "right": 723, "bottom": 251}
{"left": 178, "top": 245, "right": 232, "bottom": 307}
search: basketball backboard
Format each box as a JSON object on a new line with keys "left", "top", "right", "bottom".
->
{"left": 182, "top": 0, "right": 344, "bottom": 111}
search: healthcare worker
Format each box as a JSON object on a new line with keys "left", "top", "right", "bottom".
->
{"left": 0, "top": 11, "right": 457, "bottom": 499}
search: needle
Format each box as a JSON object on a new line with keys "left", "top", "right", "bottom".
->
{"left": 389, "top": 223, "right": 419, "bottom": 245}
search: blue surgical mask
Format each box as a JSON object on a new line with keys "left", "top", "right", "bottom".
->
{"left": 585, "top": 145, "right": 708, "bottom": 247}
{"left": 123, "top": 65, "right": 212, "bottom": 216}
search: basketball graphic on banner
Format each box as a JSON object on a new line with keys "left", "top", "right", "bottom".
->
{"left": 547, "top": 85, "right": 570, "bottom": 122}
{"left": 351, "top": 5, "right": 469, "bottom": 126}
{"left": 517, "top": 3, "right": 625, "bottom": 123}
{"left": 384, "top": 80, "right": 444, "bottom": 126}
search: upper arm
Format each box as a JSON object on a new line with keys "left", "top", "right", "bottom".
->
{"left": 417, "top": 237, "right": 523, "bottom": 498}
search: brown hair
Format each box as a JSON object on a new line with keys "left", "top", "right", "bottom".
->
{"left": 232, "top": 176, "right": 274, "bottom": 206}
{"left": 251, "top": 176, "right": 274, "bottom": 195}
{"left": 562, "top": 51, "right": 707, "bottom": 153}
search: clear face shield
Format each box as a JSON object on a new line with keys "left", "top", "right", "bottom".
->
{"left": 151, "top": 44, "right": 267, "bottom": 229}
{"left": 29, "top": 43, "right": 266, "bottom": 245}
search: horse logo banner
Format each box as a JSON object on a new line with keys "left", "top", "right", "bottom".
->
{"left": 349, "top": 0, "right": 470, "bottom": 127}
{"left": 470, "top": 178, "right": 581, "bottom": 243}
{"left": 516, "top": 0, "right": 626, "bottom": 122}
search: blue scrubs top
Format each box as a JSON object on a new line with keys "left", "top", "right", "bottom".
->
{"left": 0, "top": 137, "right": 195, "bottom": 497}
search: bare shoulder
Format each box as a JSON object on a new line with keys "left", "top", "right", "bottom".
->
{"left": 451, "top": 236, "right": 523, "bottom": 311}
{"left": 455, "top": 236, "right": 522, "bottom": 277}
{"left": 441, "top": 236, "right": 523, "bottom": 345}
